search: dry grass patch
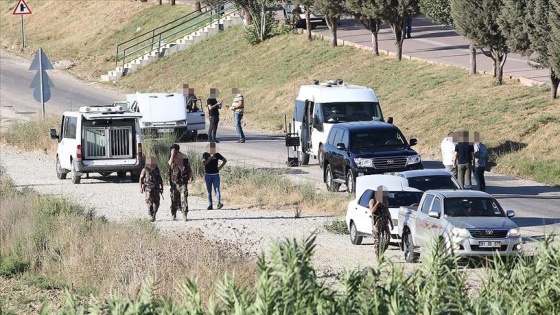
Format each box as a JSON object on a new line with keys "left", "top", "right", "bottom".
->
{"left": 1, "top": 114, "right": 58, "bottom": 154}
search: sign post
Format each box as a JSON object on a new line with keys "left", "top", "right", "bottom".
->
{"left": 12, "top": 0, "right": 32, "bottom": 50}
{"left": 29, "top": 48, "right": 54, "bottom": 119}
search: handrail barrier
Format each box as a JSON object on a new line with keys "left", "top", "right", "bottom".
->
{"left": 115, "top": 1, "right": 236, "bottom": 74}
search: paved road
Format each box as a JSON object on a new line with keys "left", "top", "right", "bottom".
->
{"left": 311, "top": 16, "right": 554, "bottom": 88}
{"left": 1, "top": 50, "right": 559, "bottom": 243}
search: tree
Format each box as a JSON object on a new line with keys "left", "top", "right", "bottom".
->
{"left": 195, "top": 1, "right": 202, "bottom": 12}
{"left": 346, "top": 0, "right": 383, "bottom": 55}
{"left": 367, "top": 0, "right": 420, "bottom": 61}
{"left": 314, "top": 0, "right": 345, "bottom": 47}
{"left": 451, "top": 0, "right": 508, "bottom": 84}
{"left": 551, "top": 0, "right": 560, "bottom": 97}
{"left": 297, "top": 0, "right": 315, "bottom": 41}
{"left": 420, "top": 0, "right": 477, "bottom": 75}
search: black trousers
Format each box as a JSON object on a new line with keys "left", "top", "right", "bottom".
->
{"left": 208, "top": 116, "right": 219, "bottom": 142}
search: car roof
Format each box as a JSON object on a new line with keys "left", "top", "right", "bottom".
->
{"left": 332, "top": 121, "right": 396, "bottom": 132}
{"left": 425, "top": 189, "right": 493, "bottom": 198}
{"left": 397, "top": 169, "right": 454, "bottom": 178}
{"left": 356, "top": 174, "right": 422, "bottom": 198}
{"left": 297, "top": 84, "right": 379, "bottom": 103}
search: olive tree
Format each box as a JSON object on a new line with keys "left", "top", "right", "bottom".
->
{"left": 297, "top": 0, "right": 316, "bottom": 41}
{"left": 367, "top": 0, "right": 420, "bottom": 61}
{"left": 314, "top": 0, "right": 346, "bottom": 47}
{"left": 346, "top": 0, "right": 383, "bottom": 55}
{"left": 420, "top": 0, "right": 478, "bottom": 74}
{"left": 451, "top": 0, "right": 508, "bottom": 84}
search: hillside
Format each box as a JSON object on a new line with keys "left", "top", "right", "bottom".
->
{"left": 1, "top": 0, "right": 559, "bottom": 185}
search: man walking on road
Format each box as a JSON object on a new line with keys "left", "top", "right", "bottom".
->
{"left": 368, "top": 186, "right": 394, "bottom": 259}
{"left": 168, "top": 144, "right": 193, "bottom": 221}
{"left": 229, "top": 88, "right": 245, "bottom": 143}
{"left": 139, "top": 156, "right": 164, "bottom": 222}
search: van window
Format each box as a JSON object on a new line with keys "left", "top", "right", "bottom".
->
{"left": 358, "top": 189, "right": 374, "bottom": 207}
{"left": 334, "top": 129, "right": 345, "bottom": 146}
{"left": 321, "top": 102, "right": 382, "bottom": 123}
{"left": 63, "top": 116, "right": 77, "bottom": 139}
{"left": 420, "top": 194, "right": 434, "bottom": 214}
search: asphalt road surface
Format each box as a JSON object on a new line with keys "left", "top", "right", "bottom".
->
{"left": 1, "top": 51, "right": 559, "bottom": 241}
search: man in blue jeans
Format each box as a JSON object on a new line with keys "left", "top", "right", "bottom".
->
{"left": 202, "top": 142, "right": 227, "bottom": 210}
{"left": 229, "top": 89, "right": 245, "bottom": 143}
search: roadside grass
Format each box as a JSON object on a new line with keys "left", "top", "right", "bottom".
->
{"left": 324, "top": 219, "right": 349, "bottom": 235}
{"left": 0, "top": 1, "right": 194, "bottom": 80}
{"left": 0, "top": 168, "right": 256, "bottom": 311}
{"left": 1, "top": 115, "right": 58, "bottom": 154}
{"left": 21, "top": 235, "right": 560, "bottom": 314}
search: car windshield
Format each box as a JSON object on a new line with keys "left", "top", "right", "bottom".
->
{"left": 350, "top": 129, "right": 406, "bottom": 149}
{"left": 444, "top": 197, "right": 505, "bottom": 217}
{"left": 388, "top": 192, "right": 424, "bottom": 207}
{"left": 321, "top": 102, "right": 382, "bottom": 123}
{"left": 407, "top": 176, "right": 460, "bottom": 191}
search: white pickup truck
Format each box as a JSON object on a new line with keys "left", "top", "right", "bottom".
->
{"left": 398, "top": 190, "right": 523, "bottom": 262}
{"left": 127, "top": 92, "right": 206, "bottom": 141}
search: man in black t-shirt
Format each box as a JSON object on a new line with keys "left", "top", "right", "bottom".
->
{"left": 453, "top": 131, "right": 474, "bottom": 189}
{"left": 207, "top": 98, "right": 223, "bottom": 143}
{"left": 203, "top": 142, "right": 227, "bottom": 210}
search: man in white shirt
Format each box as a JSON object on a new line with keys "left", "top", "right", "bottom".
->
{"left": 229, "top": 88, "right": 245, "bottom": 143}
{"left": 441, "top": 132, "right": 457, "bottom": 178}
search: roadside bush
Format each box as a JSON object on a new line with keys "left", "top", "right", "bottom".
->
{"left": 1, "top": 115, "right": 58, "bottom": 153}
{"left": 44, "top": 235, "right": 560, "bottom": 314}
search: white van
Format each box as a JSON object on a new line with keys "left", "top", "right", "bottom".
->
{"left": 127, "top": 92, "right": 206, "bottom": 141}
{"left": 291, "top": 79, "right": 388, "bottom": 166}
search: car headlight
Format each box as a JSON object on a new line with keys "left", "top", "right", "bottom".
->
{"left": 175, "top": 120, "right": 187, "bottom": 126}
{"left": 452, "top": 227, "right": 469, "bottom": 237}
{"left": 354, "top": 158, "right": 373, "bottom": 168}
{"left": 507, "top": 228, "right": 520, "bottom": 237}
{"left": 406, "top": 154, "right": 421, "bottom": 165}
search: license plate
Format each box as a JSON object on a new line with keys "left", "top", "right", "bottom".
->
{"left": 479, "top": 241, "right": 501, "bottom": 248}
{"left": 157, "top": 129, "right": 173, "bottom": 133}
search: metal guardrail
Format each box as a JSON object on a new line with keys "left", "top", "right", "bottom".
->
{"left": 115, "top": 1, "right": 236, "bottom": 73}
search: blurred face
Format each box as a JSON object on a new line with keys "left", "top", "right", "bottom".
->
{"left": 206, "top": 143, "right": 217, "bottom": 154}
{"left": 146, "top": 156, "right": 158, "bottom": 168}
{"left": 375, "top": 186, "right": 389, "bottom": 205}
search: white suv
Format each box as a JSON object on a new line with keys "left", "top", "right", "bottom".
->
{"left": 50, "top": 104, "right": 144, "bottom": 184}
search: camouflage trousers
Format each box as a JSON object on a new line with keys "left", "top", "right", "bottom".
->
{"left": 170, "top": 183, "right": 188, "bottom": 220}
{"left": 373, "top": 220, "right": 391, "bottom": 258}
{"left": 144, "top": 188, "right": 161, "bottom": 220}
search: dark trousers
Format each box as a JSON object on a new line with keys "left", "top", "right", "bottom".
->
{"left": 406, "top": 17, "right": 412, "bottom": 38}
{"left": 208, "top": 116, "right": 219, "bottom": 142}
{"left": 457, "top": 163, "right": 472, "bottom": 189}
{"left": 474, "top": 166, "right": 486, "bottom": 192}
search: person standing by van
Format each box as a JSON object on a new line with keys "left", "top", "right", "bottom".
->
{"left": 473, "top": 132, "right": 488, "bottom": 192}
{"left": 441, "top": 132, "right": 457, "bottom": 178}
{"left": 453, "top": 131, "right": 474, "bottom": 189}
{"left": 368, "top": 186, "right": 394, "bottom": 259}
{"left": 203, "top": 142, "right": 227, "bottom": 210}
{"left": 207, "top": 98, "right": 223, "bottom": 143}
{"left": 229, "top": 89, "right": 245, "bottom": 143}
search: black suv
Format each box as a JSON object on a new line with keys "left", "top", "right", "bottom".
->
{"left": 323, "top": 122, "right": 423, "bottom": 193}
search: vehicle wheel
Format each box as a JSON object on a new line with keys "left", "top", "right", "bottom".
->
{"left": 71, "top": 163, "right": 81, "bottom": 184}
{"left": 403, "top": 230, "right": 419, "bottom": 263}
{"left": 130, "top": 172, "right": 140, "bottom": 182}
{"left": 346, "top": 169, "right": 356, "bottom": 194}
{"left": 318, "top": 144, "right": 324, "bottom": 169}
{"left": 56, "top": 156, "right": 67, "bottom": 180}
{"left": 301, "top": 152, "right": 310, "bottom": 165}
{"left": 117, "top": 171, "right": 126, "bottom": 179}
{"left": 350, "top": 222, "right": 363, "bottom": 245}
{"left": 100, "top": 172, "right": 112, "bottom": 177}
{"left": 325, "top": 164, "right": 340, "bottom": 192}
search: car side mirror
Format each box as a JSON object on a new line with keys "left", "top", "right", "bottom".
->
{"left": 387, "top": 117, "right": 393, "bottom": 124}
{"left": 409, "top": 138, "right": 417, "bottom": 146}
{"left": 313, "top": 115, "right": 323, "bottom": 131}
{"left": 428, "top": 210, "right": 440, "bottom": 219}
{"left": 336, "top": 143, "right": 346, "bottom": 150}
{"left": 506, "top": 210, "right": 515, "bottom": 218}
{"left": 50, "top": 129, "right": 59, "bottom": 140}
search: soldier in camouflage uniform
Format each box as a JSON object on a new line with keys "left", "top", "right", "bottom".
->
{"left": 139, "top": 156, "right": 164, "bottom": 222}
{"left": 368, "top": 186, "right": 394, "bottom": 258}
{"left": 168, "top": 144, "right": 193, "bottom": 221}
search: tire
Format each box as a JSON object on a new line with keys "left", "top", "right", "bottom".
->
{"left": 350, "top": 222, "right": 363, "bottom": 245}
{"left": 403, "top": 230, "right": 419, "bottom": 263}
{"left": 318, "top": 144, "right": 324, "bottom": 169}
{"left": 346, "top": 169, "right": 356, "bottom": 194}
{"left": 71, "top": 163, "right": 81, "bottom": 184}
{"left": 325, "top": 164, "right": 340, "bottom": 192}
{"left": 117, "top": 171, "right": 126, "bottom": 179}
{"left": 130, "top": 172, "right": 140, "bottom": 183}
{"left": 56, "top": 156, "right": 67, "bottom": 180}
{"left": 301, "top": 152, "right": 310, "bottom": 165}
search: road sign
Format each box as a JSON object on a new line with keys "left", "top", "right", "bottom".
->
{"left": 13, "top": 0, "right": 32, "bottom": 15}
{"left": 29, "top": 48, "right": 54, "bottom": 118}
